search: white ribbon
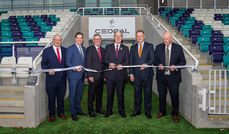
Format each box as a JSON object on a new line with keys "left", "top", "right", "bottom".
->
{"left": 0, "top": 65, "right": 196, "bottom": 73}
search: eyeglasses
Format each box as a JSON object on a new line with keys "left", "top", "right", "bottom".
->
{"left": 114, "top": 35, "right": 123, "bottom": 38}
{"left": 53, "top": 39, "right": 62, "bottom": 41}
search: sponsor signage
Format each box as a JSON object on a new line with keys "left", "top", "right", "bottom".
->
{"left": 89, "top": 17, "right": 135, "bottom": 39}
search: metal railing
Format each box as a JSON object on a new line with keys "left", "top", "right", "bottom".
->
{"left": 141, "top": 7, "right": 199, "bottom": 70}
{"left": 208, "top": 70, "right": 229, "bottom": 114}
{"left": 32, "top": 12, "right": 80, "bottom": 69}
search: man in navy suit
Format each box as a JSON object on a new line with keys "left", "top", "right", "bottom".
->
{"left": 66, "top": 32, "right": 87, "bottom": 121}
{"left": 154, "top": 32, "right": 186, "bottom": 123}
{"left": 86, "top": 34, "right": 106, "bottom": 117}
{"left": 104, "top": 31, "right": 129, "bottom": 118}
{"left": 129, "top": 30, "right": 155, "bottom": 119}
{"left": 41, "top": 34, "right": 67, "bottom": 122}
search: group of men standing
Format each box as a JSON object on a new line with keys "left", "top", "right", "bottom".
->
{"left": 41, "top": 30, "right": 186, "bottom": 123}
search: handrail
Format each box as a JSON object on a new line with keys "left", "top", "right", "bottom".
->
{"left": 141, "top": 7, "right": 199, "bottom": 70}
{"left": 32, "top": 12, "right": 80, "bottom": 69}
{"left": 77, "top": 7, "right": 147, "bottom": 16}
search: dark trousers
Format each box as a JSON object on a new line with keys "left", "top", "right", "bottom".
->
{"left": 46, "top": 79, "right": 66, "bottom": 116}
{"left": 88, "top": 76, "right": 103, "bottom": 112}
{"left": 69, "top": 78, "right": 84, "bottom": 115}
{"left": 106, "top": 79, "right": 125, "bottom": 114}
{"left": 157, "top": 75, "right": 180, "bottom": 116}
{"left": 134, "top": 77, "right": 152, "bottom": 114}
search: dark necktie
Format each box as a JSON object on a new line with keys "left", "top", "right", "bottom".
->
{"left": 116, "top": 45, "right": 119, "bottom": 58}
{"left": 98, "top": 47, "right": 101, "bottom": 62}
{"left": 165, "top": 46, "right": 169, "bottom": 72}
{"left": 56, "top": 47, "right": 61, "bottom": 63}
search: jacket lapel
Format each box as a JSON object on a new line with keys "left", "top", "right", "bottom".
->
{"left": 51, "top": 46, "right": 60, "bottom": 64}
{"left": 170, "top": 43, "right": 175, "bottom": 65}
{"left": 141, "top": 42, "right": 147, "bottom": 59}
{"left": 161, "top": 44, "right": 166, "bottom": 65}
{"left": 112, "top": 44, "right": 116, "bottom": 59}
{"left": 93, "top": 45, "right": 101, "bottom": 62}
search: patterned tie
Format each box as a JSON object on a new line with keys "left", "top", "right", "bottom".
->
{"left": 56, "top": 47, "right": 61, "bottom": 63}
{"left": 98, "top": 47, "right": 101, "bottom": 62}
{"left": 79, "top": 46, "right": 84, "bottom": 61}
{"left": 116, "top": 45, "right": 119, "bottom": 58}
{"left": 165, "top": 46, "right": 169, "bottom": 72}
{"left": 139, "top": 43, "right": 142, "bottom": 58}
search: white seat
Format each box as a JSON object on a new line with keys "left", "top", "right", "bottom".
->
{"left": 198, "top": 14, "right": 207, "bottom": 17}
{"left": 206, "top": 14, "right": 214, "bottom": 17}
{"left": 195, "top": 17, "right": 205, "bottom": 21}
{"left": 0, "top": 57, "right": 16, "bottom": 78}
{"left": 215, "top": 10, "right": 222, "bottom": 14}
{"left": 223, "top": 31, "right": 229, "bottom": 37}
{"left": 216, "top": 9, "right": 222, "bottom": 11}
{"left": 190, "top": 14, "right": 199, "bottom": 17}
{"left": 45, "top": 32, "right": 58, "bottom": 38}
{"left": 213, "top": 25, "right": 223, "bottom": 30}
{"left": 15, "top": 57, "right": 33, "bottom": 78}
{"left": 223, "top": 25, "right": 229, "bottom": 30}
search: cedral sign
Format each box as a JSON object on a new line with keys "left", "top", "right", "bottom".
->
{"left": 89, "top": 17, "right": 135, "bottom": 39}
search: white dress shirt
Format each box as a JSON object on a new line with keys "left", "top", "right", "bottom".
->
{"left": 53, "top": 45, "right": 62, "bottom": 60}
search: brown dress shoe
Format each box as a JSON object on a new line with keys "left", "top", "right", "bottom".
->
{"left": 58, "top": 114, "right": 67, "bottom": 120}
{"left": 49, "top": 115, "right": 56, "bottom": 122}
{"left": 155, "top": 113, "right": 165, "bottom": 118}
{"left": 173, "top": 116, "right": 179, "bottom": 123}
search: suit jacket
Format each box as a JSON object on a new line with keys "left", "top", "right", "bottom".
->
{"left": 86, "top": 45, "right": 106, "bottom": 80}
{"left": 154, "top": 42, "right": 186, "bottom": 83}
{"left": 66, "top": 43, "right": 86, "bottom": 80}
{"left": 41, "top": 46, "right": 67, "bottom": 82}
{"left": 129, "top": 42, "right": 155, "bottom": 79}
{"left": 104, "top": 43, "right": 129, "bottom": 81}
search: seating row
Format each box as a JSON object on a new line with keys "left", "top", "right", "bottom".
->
{"left": 0, "top": 56, "right": 32, "bottom": 79}
{"left": 159, "top": 8, "right": 229, "bottom": 66}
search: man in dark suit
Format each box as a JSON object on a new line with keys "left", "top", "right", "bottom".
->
{"left": 104, "top": 31, "right": 129, "bottom": 118}
{"left": 66, "top": 32, "right": 87, "bottom": 121}
{"left": 41, "top": 34, "right": 67, "bottom": 122}
{"left": 129, "top": 30, "right": 155, "bottom": 119}
{"left": 86, "top": 34, "right": 106, "bottom": 117}
{"left": 154, "top": 32, "right": 186, "bottom": 123}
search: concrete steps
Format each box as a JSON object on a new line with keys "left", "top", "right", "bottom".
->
{"left": 0, "top": 88, "right": 24, "bottom": 118}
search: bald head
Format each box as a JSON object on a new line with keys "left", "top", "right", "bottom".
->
{"left": 163, "top": 32, "right": 173, "bottom": 46}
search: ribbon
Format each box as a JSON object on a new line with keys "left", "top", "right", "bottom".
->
{"left": 0, "top": 65, "right": 196, "bottom": 73}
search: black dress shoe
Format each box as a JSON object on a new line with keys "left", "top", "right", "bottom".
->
{"left": 77, "top": 111, "right": 87, "bottom": 116}
{"left": 130, "top": 111, "right": 141, "bottom": 117}
{"left": 72, "top": 114, "right": 78, "bottom": 121}
{"left": 104, "top": 112, "right": 112, "bottom": 118}
{"left": 120, "top": 113, "right": 127, "bottom": 118}
{"left": 145, "top": 113, "right": 152, "bottom": 119}
{"left": 89, "top": 112, "right": 97, "bottom": 117}
{"left": 96, "top": 109, "right": 104, "bottom": 114}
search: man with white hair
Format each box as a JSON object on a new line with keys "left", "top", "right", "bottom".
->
{"left": 154, "top": 32, "right": 186, "bottom": 123}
